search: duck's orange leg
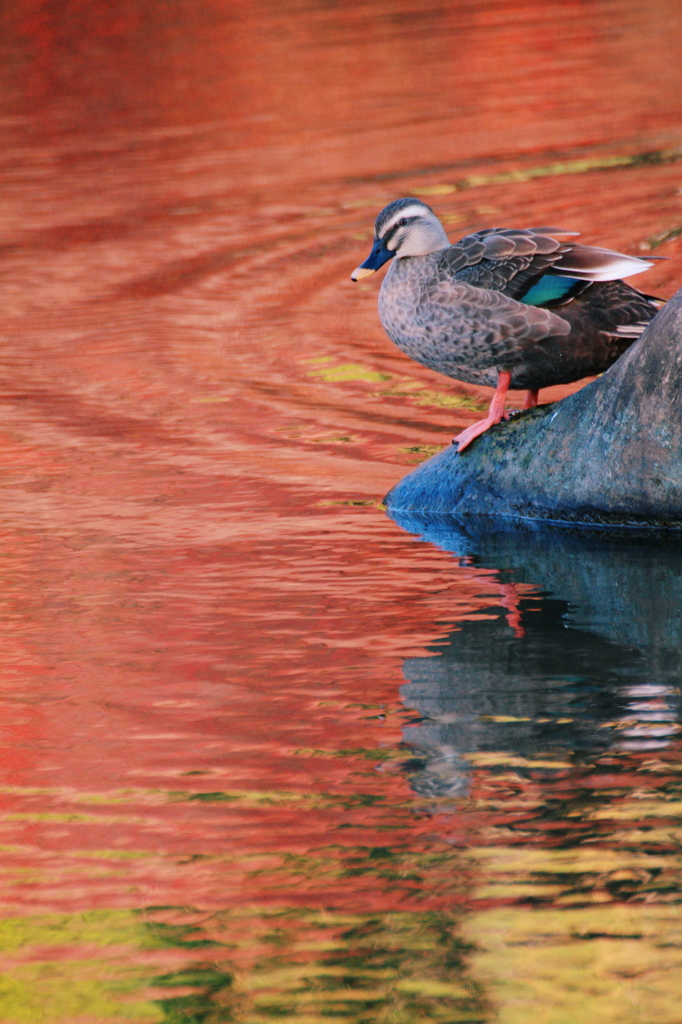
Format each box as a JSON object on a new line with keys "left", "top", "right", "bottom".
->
{"left": 496, "top": 582, "right": 525, "bottom": 639}
{"left": 454, "top": 371, "right": 511, "bottom": 453}
{"left": 523, "top": 389, "right": 539, "bottom": 409}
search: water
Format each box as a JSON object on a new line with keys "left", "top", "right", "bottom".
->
{"left": 0, "top": 0, "right": 682, "bottom": 1020}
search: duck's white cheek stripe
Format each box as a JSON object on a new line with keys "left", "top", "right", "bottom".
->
{"left": 381, "top": 206, "right": 426, "bottom": 234}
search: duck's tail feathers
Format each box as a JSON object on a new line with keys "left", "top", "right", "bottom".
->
{"left": 628, "top": 287, "right": 667, "bottom": 306}
{"left": 604, "top": 322, "right": 652, "bottom": 339}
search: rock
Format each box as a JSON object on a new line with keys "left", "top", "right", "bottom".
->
{"left": 385, "top": 286, "right": 682, "bottom": 528}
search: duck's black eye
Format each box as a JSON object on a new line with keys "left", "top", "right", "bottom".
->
{"left": 398, "top": 218, "right": 407, "bottom": 227}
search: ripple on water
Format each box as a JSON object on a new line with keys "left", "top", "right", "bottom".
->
{"left": 0, "top": 0, "right": 682, "bottom": 1020}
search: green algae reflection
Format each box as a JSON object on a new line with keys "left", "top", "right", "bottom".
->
{"left": 0, "top": 907, "right": 484, "bottom": 1024}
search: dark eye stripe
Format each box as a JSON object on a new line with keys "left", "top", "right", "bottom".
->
{"left": 381, "top": 215, "right": 419, "bottom": 244}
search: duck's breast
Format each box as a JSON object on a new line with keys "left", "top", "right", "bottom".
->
{"left": 378, "top": 255, "right": 450, "bottom": 357}
{"left": 379, "top": 254, "right": 487, "bottom": 375}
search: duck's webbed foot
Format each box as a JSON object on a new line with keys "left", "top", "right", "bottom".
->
{"left": 453, "top": 371, "right": 511, "bottom": 453}
{"left": 454, "top": 413, "right": 508, "bottom": 452}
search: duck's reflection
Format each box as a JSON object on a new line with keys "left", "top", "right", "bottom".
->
{"left": 391, "top": 513, "right": 682, "bottom": 796}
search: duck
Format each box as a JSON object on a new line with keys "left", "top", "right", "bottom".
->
{"left": 351, "top": 198, "right": 663, "bottom": 451}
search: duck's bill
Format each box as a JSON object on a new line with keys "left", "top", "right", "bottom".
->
{"left": 350, "top": 265, "right": 376, "bottom": 281}
{"left": 350, "top": 239, "right": 394, "bottom": 281}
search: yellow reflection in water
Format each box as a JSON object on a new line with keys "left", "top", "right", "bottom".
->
{"left": 464, "top": 904, "right": 682, "bottom": 1024}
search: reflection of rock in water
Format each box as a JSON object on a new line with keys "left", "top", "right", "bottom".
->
{"left": 401, "top": 601, "right": 641, "bottom": 796}
{"left": 395, "top": 516, "right": 682, "bottom": 797}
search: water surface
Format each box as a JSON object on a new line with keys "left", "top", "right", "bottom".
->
{"left": 0, "top": 0, "right": 681, "bottom": 1020}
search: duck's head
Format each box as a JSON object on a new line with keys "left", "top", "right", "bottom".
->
{"left": 351, "top": 198, "right": 450, "bottom": 281}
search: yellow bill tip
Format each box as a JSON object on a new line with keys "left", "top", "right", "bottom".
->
{"left": 350, "top": 266, "right": 376, "bottom": 281}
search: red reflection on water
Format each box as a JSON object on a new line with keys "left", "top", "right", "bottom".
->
{"left": 0, "top": 0, "right": 679, "bottom": 969}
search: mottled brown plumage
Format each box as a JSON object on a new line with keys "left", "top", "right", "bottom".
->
{"left": 351, "top": 199, "right": 662, "bottom": 450}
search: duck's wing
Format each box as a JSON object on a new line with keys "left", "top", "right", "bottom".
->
{"left": 423, "top": 277, "right": 571, "bottom": 369}
{"left": 441, "top": 228, "right": 570, "bottom": 296}
{"left": 442, "top": 228, "right": 656, "bottom": 303}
